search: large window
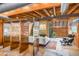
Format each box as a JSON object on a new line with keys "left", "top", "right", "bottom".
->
{"left": 40, "top": 23, "right": 46, "bottom": 30}
{"left": 71, "top": 25, "right": 77, "bottom": 33}
{"left": 4, "top": 23, "right": 10, "bottom": 36}
{"left": 39, "top": 21, "right": 48, "bottom": 36}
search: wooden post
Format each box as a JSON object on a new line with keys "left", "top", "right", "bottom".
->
{"left": 33, "top": 38, "right": 39, "bottom": 56}
{"left": 76, "top": 23, "right": 79, "bottom": 48}
{"left": 0, "top": 20, "right": 3, "bottom": 45}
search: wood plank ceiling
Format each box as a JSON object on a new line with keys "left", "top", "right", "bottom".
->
{"left": 0, "top": 3, "right": 79, "bottom": 20}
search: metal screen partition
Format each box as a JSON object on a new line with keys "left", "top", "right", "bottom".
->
{"left": 19, "top": 21, "right": 29, "bottom": 53}
{"left": 3, "top": 22, "right": 10, "bottom": 48}
{"left": 10, "top": 22, "right": 20, "bottom": 50}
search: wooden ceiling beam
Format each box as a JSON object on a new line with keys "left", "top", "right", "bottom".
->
{"left": 73, "top": 8, "right": 79, "bottom": 13}
{"left": 0, "top": 3, "right": 60, "bottom": 16}
{"left": 23, "top": 15, "right": 33, "bottom": 19}
{"left": 30, "top": 12, "right": 41, "bottom": 18}
{"left": 53, "top": 7, "right": 56, "bottom": 16}
{"left": 20, "top": 13, "right": 34, "bottom": 18}
{"left": 10, "top": 14, "right": 32, "bottom": 20}
{"left": 43, "top": 9, "right": 50, "bottom": 16}
{"left": 17, "top": 15, "right": 32, "bottom": 20}
{"left": 25, "top": 13, "right": 37, "bottom": 18}
{"left": 67, "top": 4, "right": 79, "bottom": 14}
{"left": 33, "top": 11, "right": 45, "bottom": 17}
{"left": 49, "top": 9, "right": 53, "bottom": 15}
